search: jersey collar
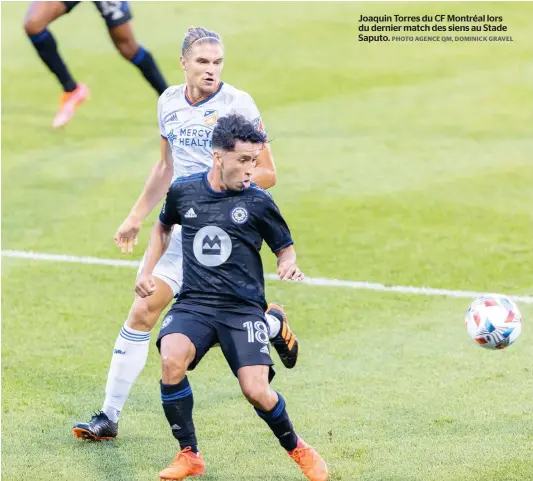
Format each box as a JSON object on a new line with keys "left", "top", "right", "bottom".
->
{"left": 203, "top": 171, "right": 240, "bottom": 197}
{"left": 185, "top": 82, "right": 224, "bottom": 107}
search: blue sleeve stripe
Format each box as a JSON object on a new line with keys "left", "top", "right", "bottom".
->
{"left": 161, "top": 134, "right": 167, "bottom": 140}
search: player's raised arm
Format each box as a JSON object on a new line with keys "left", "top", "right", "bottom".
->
{"left": 115, "top": 128, "right": 174, "bottom": 254}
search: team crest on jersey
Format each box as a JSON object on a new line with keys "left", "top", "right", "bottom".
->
{"left": 203, "top": 109, "right": 218, "bottom": 126}
{"left": 167, "top": 129, "right": 177, "bottom": 144}
{"left": 231, "top": 207, "right": 248, "bottom": 224}
{"left": 161, "top": 316, "right": 173, "bottom": 329}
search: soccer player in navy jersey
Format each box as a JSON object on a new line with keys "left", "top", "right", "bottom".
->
{"left": 136, "top": 114, "right": 328, "bottom": 481}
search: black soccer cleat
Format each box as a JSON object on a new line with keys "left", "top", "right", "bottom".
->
{"left": 267, "top": 303, "right": 299, "bottom": 369}
{"left": 72, "top": 411, "right": 118, "bottom": 441}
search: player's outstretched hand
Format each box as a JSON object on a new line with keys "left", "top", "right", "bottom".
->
{"left": 114, "top": 215, "right": 141, "bottom": 254}
{"left": 278, "top": 261, "right": 305, "bottom": 282}
{"left": 136, "top": 274, "right": 156, "bottom": 298}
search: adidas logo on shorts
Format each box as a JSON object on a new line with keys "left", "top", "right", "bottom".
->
{"left": 260, "top": 345, "right": 269, "bottom": 355}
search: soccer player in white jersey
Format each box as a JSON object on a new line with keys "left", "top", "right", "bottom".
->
{"left": 72, "top": 26, "right": 300, "bottom": 441}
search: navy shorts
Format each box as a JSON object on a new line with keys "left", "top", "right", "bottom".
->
{"left": 157, "top": 301, "right": 275, "bottom": 381}
{"left": 63, "top": 1, "right": 132, "bottom": 29}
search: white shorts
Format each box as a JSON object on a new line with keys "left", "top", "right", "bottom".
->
{"left": 137, "top": 225, "right": 183, "bottom": 295}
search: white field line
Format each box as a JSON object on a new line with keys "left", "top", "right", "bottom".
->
{"left": 2, "top": 249, "right": 533, "bottom": 305}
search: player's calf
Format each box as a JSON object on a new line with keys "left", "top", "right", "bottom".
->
{"left": 109, "top": 22, "right": 168, "bottom": 95}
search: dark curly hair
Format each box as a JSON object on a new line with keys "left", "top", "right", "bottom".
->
{"left": 212, "top": 114, "right": 267, "bottom": 151}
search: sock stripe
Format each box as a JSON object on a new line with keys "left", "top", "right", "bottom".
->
{"left": 120, "top": 328, "right": 150, "bottom": 342}
{"left": 255, "top": 408, "right": 268, "bottom": 419}
{"left": 272, "top": 396, "right": 286, "bottom": 419}
{"left": 119, "top": 330, "right": 150, "bottom": 341}
{"left": 255, "top": 393, "right": 286, "bottom": 420}
{"left": 130, "top": 46, "right": 147, "bottom": 66}
{"left": 120, "top": 326, "right": 150, "bottom": 337}
{"left": 161, "top": 386, "right": 193, "bottom": 402}
{"left": 29, "top": 29, "right": 51, "bottom": 44}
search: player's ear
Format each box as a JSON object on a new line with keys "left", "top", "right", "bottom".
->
{"left": 180, "top": 56, "right": 187, "bottom": 71}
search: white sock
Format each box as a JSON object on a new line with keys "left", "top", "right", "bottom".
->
{"left": 102, "top": 322, "right": 150, "bottom": 422}
{"left": 265, "top": 313, "right": 281, "bottom": 339}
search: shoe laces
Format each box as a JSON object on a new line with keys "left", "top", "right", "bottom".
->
{"left": 90, "top": 411, "right": 104, "bottom": 422}
{"left": 171, "top": 447, "right": 197, "bottom": 466}
{"left": 289, "top": 446, "right": 313, "bottom": 467}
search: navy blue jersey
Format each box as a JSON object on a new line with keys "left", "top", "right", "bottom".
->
{"left": 159, "top": 172, "right": 293, "bottom": 311}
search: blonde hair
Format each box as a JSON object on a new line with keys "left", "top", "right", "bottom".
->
{"left": 181, "top": 26, "right": 222, "bottom": 56}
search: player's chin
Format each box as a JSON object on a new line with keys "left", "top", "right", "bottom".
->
{"left": 202, "top": 79, "right": 218, "bottom": 92}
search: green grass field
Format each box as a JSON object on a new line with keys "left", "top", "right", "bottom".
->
{"left": 2, "top": 2, "right": 533, "bottom": 480}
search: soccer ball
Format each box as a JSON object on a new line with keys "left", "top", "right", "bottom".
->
{"left": 465, "top": 294, "right": 523, "bottom": 350}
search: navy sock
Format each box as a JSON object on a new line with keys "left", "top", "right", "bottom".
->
{"left": 130, "top": 46, "right": 168, "bottom": 95}
{"left": 161, "top": 377, "right": 198, "bottom": 453}
{"left": 255, "top": 392, "right": 298, "bottom": 451}
{"left": 28, "top": 29, "right": 76, "bottom": 92}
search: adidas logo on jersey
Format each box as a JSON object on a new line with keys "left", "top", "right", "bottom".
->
{"left": 168, "top": 113, "right": 178, "bottom": 122}
{"left": 260, "top": 345, "right": 269, "bottom": 355}
{"left": 185, "top": 208, "right": 197, "bottom": 218}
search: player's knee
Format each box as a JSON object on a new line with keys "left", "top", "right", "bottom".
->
{"left": 127, "top": 299, "right": 158, "bottom": 331}
{"left": 160, "top": 339, "right": 193, "bottom": 383}
{"left": 23, "top": 16, "right": 48, "bottom": 36}
{"left": 241, "top": 382, "right": 270, "bottom": 407}
{"left": 161, "top": 353, "right": 188, "bottom": 383}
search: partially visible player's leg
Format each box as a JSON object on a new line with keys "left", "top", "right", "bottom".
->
{"left": 73, "top": 231, "right": 184, "bottom": 440}
{"left": 238, "top": 365, "right": 329, "bottom": 481}
{"left": 266, "top": 303, "right": 300, "bottom": 369}
{"left": 72, "top": 278, "right": 175, "bottom": 441}
{"left": 157, "top": 308, "right": 217, "bottom": 480}
{"left": 101, "top": 228, "right": 184, "bottom": 421}
{"left": 24, "top": 1, "right": 74, "bottom": 90}
{"left": 94, "top": 1, "right": 168, "bottom": 95}
{"left": 23, "top": 1, "right": 89, "bottom": 127}
{"left": 218, "top": 312, "right": 327, "bottom": 481}
{"left": 102, "top": 278, "right": 175, "bottom": 419}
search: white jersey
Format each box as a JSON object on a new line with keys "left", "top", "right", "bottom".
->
{"left": 157, "top": 82, "right": 265, "bottom": 181}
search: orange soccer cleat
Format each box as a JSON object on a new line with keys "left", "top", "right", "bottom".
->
{"left": 159, "top": 447, "right": 206, "bottom": 480}
{"left": 288, "top": 438, "right": 329, "bottom": 481}
{"left": 52, "top": 83, "right": 89, "bottom": 128}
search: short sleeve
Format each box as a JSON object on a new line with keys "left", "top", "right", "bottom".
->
{"left": 258, "top": 195, "right": 293, "bottom": 253}
{"left": 232, "top": 92, "right": 266, "bottom": 134}
{"left": 159, "top": 184, "right": 181, "bottom": 226}
{"left": 157, "top": 92, "right": 167, "bottom": 139}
